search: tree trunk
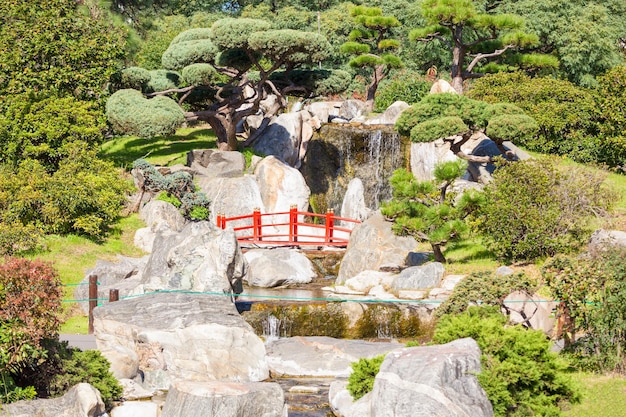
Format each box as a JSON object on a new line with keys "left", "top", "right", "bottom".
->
{"left": 431, "top": 243, "right": 447, "bottom": 263}
{"left": 364, "top": 64, "right": 386, "bottom": 113}
{"left": 451, "top": 26, "right": 465, "bottom": 94}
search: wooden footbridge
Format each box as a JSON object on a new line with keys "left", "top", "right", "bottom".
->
{"left": 216, "top": 206, "right": 360, "bottom": 248}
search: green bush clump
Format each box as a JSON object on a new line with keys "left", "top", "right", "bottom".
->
{"left": 434, "top": 306, "right": 581, "bottom": 416}
{"left": 468, "top": 72, "right": 601, "bottom": 164}
{"left": 436, "top": 271, "right": 537, "bottom": 318}
{"left": 476, "top": 158, "right": 615, "bottom": 261}
{"left": 346, "top": 355, "right": 386, "bottom": 400}
{"left": 486, "top": 114, "right": 538, "bottom": 145}
{"left": 543, "top": 248, "right": 626, "bottom": 373}
{"left": 410, "top": 116, "right": 467, "bottom": 143}
{"left": 373, "top": 70, "right": 431, "bottom": 111}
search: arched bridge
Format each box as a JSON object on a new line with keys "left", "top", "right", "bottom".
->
{"left": 216, "top": 206, "right": 361, "bottom": 248}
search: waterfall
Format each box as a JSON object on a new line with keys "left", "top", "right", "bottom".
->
{"left": 262, "top": 314, "right": 282, "bottom": 342}
{"left": 301, "top": 124, "right": 407, "bottom": 216}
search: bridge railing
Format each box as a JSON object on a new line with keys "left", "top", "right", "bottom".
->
{"left": 216, "top": 206, "right": 360, "bottom": 247}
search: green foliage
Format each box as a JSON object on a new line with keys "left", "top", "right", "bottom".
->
{"left": 106, "top": 89, "right": 186, "bottom": 138}
{"left": 595, "top": 66, "right": 626, "bottom": 170}
{"left": 410, "top": 116, "right": 468, "bottom": 143}
{"left": 133, "top": 159, "right": 211, "bottom": 221}
{"left": 381, "top": 162, "right": 482, "bottom": 263}
{"left": 373, "top": 70, "right": 431, "bottom": 112}
{"left": 436, "top": 271, "right": 537, "bottom": 318}
{"left": 543, "top": 248, "right": 626, "bottom": 373}
{"left": 0, "top": 93, "right": 107, "bottom": 171}
{"left": 49, "top": 349, "right": 122, "bottom": 407}
{"left": 468, "top": 72, "right": 602, "bottom": 164}
{"left": 271, "top": 69, "right": 352, "bottom": 98}
{"left": 0, "top": 145, "right": 130, "bottom": 242}
{"left": 476, "top": 158, "right": 615, "bottom": 261}
{"left": 434, "top": 306, "right": 581, "bottom": 416}
{"left": 0, "top": 373, "right": 37, "bottom": 403}
{"left": 110, "top": 67, "right": 151, "bottom": 91}
{"left": 181, "top": 64, "right": 218, "bottom": 86}
{"left": 485, "top": 114, "right": 538, "bottom": 144}
{"left": 347, "top": 355, "right": 386, "bottom": 400}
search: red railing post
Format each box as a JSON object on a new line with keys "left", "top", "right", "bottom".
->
{"left": 109, "top": 289, "right": 119, "bottom": 302}
{"left": 325, "top": 209, "right": 334, "bottom": 243}
{"left": 253, "top": 208, "right": 262, "bottom": 241}
{"left": 88, "top": 275, "right": 98, "bottom": 334}
{"left": 216, "top": 213, "right": 222, "bottom": 229}
{"left": 289, "top": 205, "right": 298, "bottom": 244}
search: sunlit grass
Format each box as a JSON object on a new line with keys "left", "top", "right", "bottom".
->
{"left": 99, "top": 125, "right": 217, "bottom": 169}
{"left": 564, "top": 372, "right": 626, "bottom": 417}
{"left": 26, "top": 215, "right": 147, "bottom": 334}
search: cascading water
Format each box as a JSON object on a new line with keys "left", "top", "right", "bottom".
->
{"left": 262, "top": 314, "right": 282, "bottom": 342}
{"left": 300, "top": 124, "right": 407, "bottom": 216}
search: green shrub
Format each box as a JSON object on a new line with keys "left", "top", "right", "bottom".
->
{"left": 436, "top": 271, "right": 537, "bottom": 318}
{"left": 49, "top": 349, "right": 122, "bottom": 408}
{"left": 468, "top": 72, "right": 601, "bottom": 164}
{"left": 486, "top": 114, "right": 538, "bottom": 145}
{"left": 410, "top": 116, "right": 468, "bottom": 143}
{"left": 434, "top": 306, "right": 581, "bottom": 416}
{"left": 156, "top": 192, "right": 182, "bottom": 208}
{"left": 346, "top": 355, "right": 386, "bottom": 400}
{"left": 476, "top": 158, "right": 615, "bottom": 261}
{"left": 543, "top": 248, "right": 626, "bottom": 373}
{"left": 374, "top": 70, "right": 431, "bottom": 111}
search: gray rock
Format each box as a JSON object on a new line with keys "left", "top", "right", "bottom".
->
{"left": 93, "top": 292, "right": 269, "bottom": 387}
{"left": 337, "top": 212, "right": 417, "bottom": 285}
{"left": 430, "top": 80, "right": 458, "bottom": 94}
{"left": 75, "top": 256, "right": 149, "bottom": 314}
{"left": 467, "top": 139, "right": 530, "bottom": 183}
{"left": 265, "top": 336, "right": 402, "bottom": 377}
{"left": 503, "top": 291, "right": 558, "bottom": 336}
{"left": 391, "top": 263, "right": 445, "bottom": 291}
{"left": 244, "top": 248, "right": 316, "bottom": 287}
{"left": 495, "top": 266, "right": 515, "bottom": 276}
{"left": 364, "top": 101, "right": 410, "bottom": 125}
{"left": 252, "top": 110, "right": 319, "bottom": 168}
{"left": 306, "top": 101, "right": 342, "bottom": 123}
{"left": 135, "top": 199, "right": 187, "bottom": 252}
{"left": 588, "top": 229, "right": 626, "bottom": 250}
{"left": 329, "top": 380, "right": 372, "bottom": 417}
{"left": 140, "top": 221, "right": 246, "bottom": 294}
{"left": 255, "top": 155, "right": 310, "bottom": 216}
{"left": 344, "top": 270, "right": 394, "bottom": 294}
{"left": 3, "top": 383, "right": 105, "bottom": 417}
{"left": 340, "top": 178, "right": 371, "bottom": 230}
{"left": 110, "top": 401, "right": 159, "bottom": 417}
{"left": 186, "top": 149, "right": 246, "bottom": 178}
{"left": 410, "top": 140, "right": 460, "bottom": 182}
{"left": 161, "top": 380, "right": 287, "bottom": 417}
{"left": 370, "top": 338, "right": 493, "bottom": 417}
{"left": 338, "top": 99, "right": 367, "bottom": 120}
{"left": 406, "top": 252, "right": 431, "bottom": 266}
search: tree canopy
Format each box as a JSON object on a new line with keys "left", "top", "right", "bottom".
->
{"left": 107, "top": 18, "right": 350, "bottom": 150}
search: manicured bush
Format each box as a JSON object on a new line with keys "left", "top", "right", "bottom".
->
{"left": 436, "top": 271, "right": 537, "bottom": 318}
{"left": 476, "top": 158, "right": 615, "bottom": 261}
{"left": 374, "top": 70, "right": 431, "bottom": 111}
{"left": 347, "top": 354, "right": 386, "bottom": 400}
{"left": 433, "top": 306, "right": 581, "bottom": 416}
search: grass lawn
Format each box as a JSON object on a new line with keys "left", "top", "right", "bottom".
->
{"left": 565, "top": 373, "right": 626, "bottom": 417}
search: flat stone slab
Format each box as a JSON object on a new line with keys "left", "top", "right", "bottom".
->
{"left": 265, "top": 336, "right": 402, "bottom": 377}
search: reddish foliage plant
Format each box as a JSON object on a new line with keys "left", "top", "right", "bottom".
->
{"left": 0, "top": 257, "right": 62, "bottom": 347}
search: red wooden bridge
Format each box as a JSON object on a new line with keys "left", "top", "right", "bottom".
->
{"left": 216, "top": 206, "right": 360, "bottom": 247}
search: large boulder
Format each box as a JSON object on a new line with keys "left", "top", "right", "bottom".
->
{"left": 340, "top": 178, "right": 371, "bottom": 230}
{"left": 93, "top": 292, "right": 269, "bottom": 388}
{"left": 391, "top": 263, "right": 445, "bottom": 292}
{"left": 161, "top": 380, "right": 287, "bottom": 417}
{"left": 244, "top": 248, "right": 316, "bottom": 287}
{"left": 338, "top": 99, "right": 367, "bottom": 120}
{"left": 329, "top": 338, "right": 493, "bottom": 417}
{"left": 140, "top": 221, "right": 246, "bottom": 294}
{"left": 197, "top": 175, "right": 265, "bottom": 234}
{"left": 410, "top": 139, "right": 461, "bottom": 182}
{"left": 252, "top": 110, "right": 320, "bottom": 168}
{"left": 588, "top": 229, "right": 626, "bottom": 250}
{"left": 337, "top": 212, "right": 417, "bottom": 285}
{"left": 365, "top": 101, "right": 410, "bottom": 125}
{"left": 370, "top": 338, "right": 493, "bottom": 417}
{"left": 266, "top": 336, "right": 402, "bottom": 377}
{"left": 3, "top": 383, "right": 105, "bottom": 417}
{"left": 467, "top": 139, "right": 530, "bottom": 183}
{"left": 255, "top": 155, "right": 311, "bottom": 229}
{"left": 186, "top": 149, "right": 246, "bottom": 178}
{"left": 75, "top": 256, "right": 148, "bottom": 314}
{"left": 306, "top": 101, "right": 342, "bottom": 123}
{"left": 134, "top": 199, "right": 187, "bottom": 252}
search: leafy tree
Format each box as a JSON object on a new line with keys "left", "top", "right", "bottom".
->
{"left": 493, "top": 0, "right": 625, "bottom": 87}
{"left": 380, "top": 160, "right": 484, "bottom": 263}
{"left": 408, "top": 0, "right": 549, "bottom": 93}
{"left": 595, "top": 66, "right": 626, "bottom": 171}
{"left": 476, "top": 158, "right": 615, "bottom": 261}
{"left": 395, "top": 93, "right": 537, "bottom": 167}
{"left": 433, "top": 306, "right": 581, "bottom": 416}
{"left": 543, "top": 248, "right": 626, "bottom": 372}
{"left": 467, "top": 72, "right": 605, "bottom": 165}
{"left": 340, "top": 5, "right": 403, "bottom": 111}
{"left": 107, "top": 18, "right": 350, "bottom": 150}
{"left": 0, "top": 0, "right": 126, "bottom": 100}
